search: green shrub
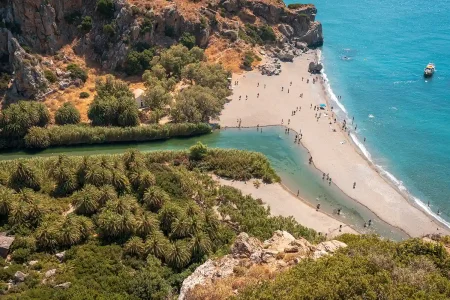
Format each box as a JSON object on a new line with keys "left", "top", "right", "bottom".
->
{"left": 0, "top": 72, "right": 11, "bottom": 90}
{"left": 24, "top": 127, "right": 51, "bottom": 149}
{"left": 189, "top": 142, "right": 208, "bottom": 161}
{"left": 44, "top": 69, "right": 57, "bottom": 83}
{"left": 180, "top": 33, "right": 196, "bottom": 49}
{"left": 67, "top": 63, "right": 88, "bottom": 82}
{"left": 242, "top": 51, "right": 255, "bottom": 68}
{"left": 124, "top": 49, "right": 154, "bottom": 75}
{"left": 0, "top": 101, "right": 50, "bottom": 138}
{"left": 96, "top": 0, "right": 115, "bottom": 18}
{"left": 80, "top": 92, "right": 90, "bottom": 99}
{"left": 287, "top": 3, "right": 307, "bottom": 9}
{"left": 78, "top": 16, "right": 93, "bottom": 33}
{"left": 103, "top": 23, "right": 116, "bottom": 37}
{"left": 55, "top": 102, "right": 81, "bottom": 125}
{"left": 64, "top": 11, "right": 82, "bottom": 24}
{"left": 141, "top": 17, "right": 153, "bottom": 35}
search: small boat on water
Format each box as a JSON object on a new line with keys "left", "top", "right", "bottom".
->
{"left": 424, "top": 63, "right": 435, "bottom": 78}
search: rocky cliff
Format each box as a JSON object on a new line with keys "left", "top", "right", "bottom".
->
{"left": 179, "top": 231, "right": 346, "bottom": 300}
{"left": 0, "top": 0, "right": 323, "bottom": 99}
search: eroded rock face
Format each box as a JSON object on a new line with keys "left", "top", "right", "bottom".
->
{"left": 179, "top": 231, "right": 347, "bottom": 300}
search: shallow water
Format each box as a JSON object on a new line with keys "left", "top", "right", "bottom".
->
{"left": 285, "top": 0, "right": 450, "bottom": 224}
{"left": 0, "top": 127, "right": 408, "bottom": 240}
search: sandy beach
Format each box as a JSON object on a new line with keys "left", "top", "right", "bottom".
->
{"left": 216, "top": 178, "right": 357, "bottom": 238}
{"left": 219, "top": 51, "right": 450, "bottom": 238}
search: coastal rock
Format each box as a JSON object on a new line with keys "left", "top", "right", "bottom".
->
{"left": 278, "top": 24, "right": 294, "bottom": 39}
{"left": 222, "top": 29, "right": 239, "bottom": 41}
{"left": 308, "top": 61, "right": 323, "bottom": 73}
{"left": 231, "top": 232, "right": 263, "bottom": 258}
{"left": 277, "top": 51, "right": 295, "bottom": 62}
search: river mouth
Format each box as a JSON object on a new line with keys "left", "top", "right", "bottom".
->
{"left": 0, "top": 126, "right": 408, "bottom": 240}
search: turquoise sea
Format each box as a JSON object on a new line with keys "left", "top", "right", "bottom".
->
{"left": 285, "top": 0, "right": 450, "bottom": 225}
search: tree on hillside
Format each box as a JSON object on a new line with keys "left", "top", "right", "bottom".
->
{"left": 9, "top": 161, "right": 41, "bottom": 191}
{"left": 171, "top": 85, "right": 224, "bottom": 123}
{"left": 0, "top": 101, "right": 50, "bottom": 138}
{"left": 143, "top": 84, "right": 172, "bottom": 110}
{"left": 153, "top": 44, "right": 205, "bottom": 78}
{"left": 55, "top": 102, "right": 81, "bottom": 125}
{"left": 88, "top": 76, "right": 140, "bottom": 127}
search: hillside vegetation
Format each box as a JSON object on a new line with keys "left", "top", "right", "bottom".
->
{"left": 0, "top": 145, "right": 322, "bottom": 299}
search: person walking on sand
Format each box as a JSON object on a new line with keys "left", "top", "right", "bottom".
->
{"left": 316, "top": 204, "right": 321, "bottom": 211}
{"left": 239, "top": 95, "right": 241, "bottom": 100}
{"left": 264, "top": 84, "right": 266, "bottom": 88}
{"left": 353, "top": 182, "right": 356, "bottom": 189}
{"left": 302, "top": 77, "right": 304, "bottom": 81}
{"left": 282, "top": 119, "right": 284, "bottom": 124}
{"left": 257, "top": 82, "right": 259, "bottom": 87}
{"left": 297, "top": 190, "right": 299, "bottom": 197}
{"left": 290, "top": 81, "right": 292, "bottom": 86}
{"left": 288, "top": 89, "right": 290, "bottom": 94}
{"left": 282, "top": 87, "right": 284, "bottom": 91}
{"left": 257, "top": 93, "right": 259, "bottom": 98}
{"left": 288, "top": 119, "right": 290, "bottom": 125}
{"left": 337, "top": 208, "right": 341, "bottom": 215}
{"left": 246, "top": 95, "right": 248, "bottom": 100}
{"left": 339, "top": 224, "right": 343, "bottom": 232}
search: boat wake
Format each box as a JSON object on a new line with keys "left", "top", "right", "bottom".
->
{"left": 317, "top": 50, "right": 450, "bottom": 230}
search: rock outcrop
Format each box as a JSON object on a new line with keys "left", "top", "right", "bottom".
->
{"left": 179, "top": 231, "right": 346, "bottom": 300}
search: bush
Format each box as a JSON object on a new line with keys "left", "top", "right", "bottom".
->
{"left": 287, "top": 3, "right": 307, "bottom": 9}
{"left": 96, "top": 0, "right": 115, "bottom": 18}
{"left": 55, "top": 102, "right": 81, "bottom": 125}
{"left": 0, "top": 101, "right": 50, "bottom": 138}
{"left": 80, "top": 92, "right": 90, "bottom": 99}
{"left": 44, "top": 69, "right": 57, "bottom": 83}
{"left": 78, "top": 16, "right": 93, "bottom": 33}
{"left": 67, "top": 63, "right": 88, "bottom": 82}
{"left": 189, "top": 142, "right": 208, "bottom": 161}
{"left": 242, "top": 51, "right": 255, "bottom": 68}
{"left": 0, "top": 72, "right": 11, "bottom": 90}
{"left": 180, "top": 33, "right": 196, "bottom": 49}
{"left": 23, "top": 123, "right": 211, "bottom": 148}
{"left": 124, "top": 49, "right": 154, "bottom": 75}
{"left": 64, "top": 11, "right": 82, "bottom": 24}
{"left": 103, "top": 23, "right": 116, "bottom": 38}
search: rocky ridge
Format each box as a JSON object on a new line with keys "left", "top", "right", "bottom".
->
{"left": 179, "top": 230, "right": 346, "bottom": 300}
{"left": 0, "top": 0, "right": 323, "bottom": 99}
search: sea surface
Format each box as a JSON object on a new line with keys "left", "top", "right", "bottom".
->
{"left": 285, "top": 0, "right": 450, "bottom": 225}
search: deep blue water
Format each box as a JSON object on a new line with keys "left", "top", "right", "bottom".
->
{"left": 285, "top": 0, "right": 450, "bottom": 223}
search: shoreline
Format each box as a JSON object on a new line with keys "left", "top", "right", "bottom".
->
{"left": 219, "top": 50, "right": 450, "bottom": 238}
{"left": 215, "top": 177, "right": 358, "bottom": 238}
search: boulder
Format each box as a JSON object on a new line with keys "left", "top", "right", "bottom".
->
{"left": 278, "top": 24, "right": 294, "bottom": 38}
{"left": 308, "top": 61, "right": 323, "bottom": 73}
{"left": 55, "top": 282, "right": 71, "bottom": 289}
{"left": 55, "top": 251, "right": 66, "bottom": 262}
{"left": 28, "top": 260, "right": 39, "bottom": 266}
{"left": 45, "top": 269, "right": 57, "bottom": 278}
{"left": 231, "top": 232, "right": 263, "bottom": 258}
{"left": 222, "top": 0, "right": 239, "bottom": 13}
{"left": 59, "top": 80, "right": 71, "bottom": 90}
{"left": 14, "top": 271, "right": 27, "bottom": 282}
{"left": 277, "top": 51, "right": 295, "bottom": 62}
{"left": 222, "top": 29, "right": 239, "bottom": 41}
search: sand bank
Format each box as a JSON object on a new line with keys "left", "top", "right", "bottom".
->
{"left": 219, "top": 51, "right": 449, "bottom": 237}
{"left": 216, "top": 178, "right": 357, "bottom": 238}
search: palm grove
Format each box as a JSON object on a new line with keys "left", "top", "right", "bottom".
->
{"left": 0, "top": 44, "right": 231, "bottom": 150}
{"left": 0, "top": 146, "right": 319, "bottom": 299}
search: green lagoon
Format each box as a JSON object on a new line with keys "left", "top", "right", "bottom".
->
{"left": 0, "top": 126, "right": 408, "bottom": 240}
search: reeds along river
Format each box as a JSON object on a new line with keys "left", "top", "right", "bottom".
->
{"left": 1, "top": 126, "right": 408, "bottom": 240}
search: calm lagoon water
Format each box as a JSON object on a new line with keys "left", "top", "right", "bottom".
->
{"left": 286, "top": 0, "right": 450, "bottom": 224}
{"left": 0, "top": 127, "right": 407, "bottom": 240}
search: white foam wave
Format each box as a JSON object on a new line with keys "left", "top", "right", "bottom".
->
{"left": 317, "top": 50, "right": 348, "bottom": 114}
{"left": 318, "top": 49, "right": 450, "bottom": 230}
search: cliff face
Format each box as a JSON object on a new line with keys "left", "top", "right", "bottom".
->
{"left": 0, "top": 0, "right": 323, "bottom": 99}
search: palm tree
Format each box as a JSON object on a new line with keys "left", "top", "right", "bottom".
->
{"left": 123, "top": 149, "right": 145, "bottom": 171}
{"left": 97, "top": 210, "right": 122, "bottom": 239}
{"left": 0, "top": 185, "right": 16, "bottom": 216}
{"left": 143, "top": 187, "right": 170, "bottom": 212}
{"left": 124, "top": 236, "right": 144, "bottom": 257}
{"left": 167, "top": 240, "right": 191, "bottom": 269}
{"left": 190, "top": 231, "right": 212, "bottom": 259}
{"left": 8, "top": 202, "right": 28, "bottom": 226}
{"left": 136, "top": 212, "right": 158, "bottom": 237}
{"left": 137, "top": 171, "right": 156, "bottom": 195}
{"left": 144, "top": 231, "right": 168, "bottom": 260}
{"left": 170, "top": 215, "right": 190, "bottom": 239}
{"left": 9, "top": 161, "right": 41, "bottom": 191}
{"left": 35, "top": 223, "right": 60, "bottom": 250}
{"left": 85, "top": 166, "right": 105, "bottom": 187}
{"left": 59, "top": 217, "right": 82, "bottom": 246}
{"left": 204, "top": 209, "right": 221, "bottom": 240}
{"left": 111, "top": 171, "right": 130, "bottom": 195}
{"left": 158, "top": 204, "right": 181, "bottom": 234}
{"left": 97, "top": 185, "right": 117, "bottom": 206}
{"left": 72, "top": 185, "right": 100, "bottom": 215}
{"left": 185, "top": 202, "right": 201, "bottom": 218}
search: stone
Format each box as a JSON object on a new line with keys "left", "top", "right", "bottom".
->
{"left": 231, "top": 232, "right": 263, "bottom": 258}
{"left": 45, "top": 269, "right": 57, "bottom": 278}
{"left": 55, "top": 282, "right": 71, "bottom": 289}
{"left": 14, "top": 271, "right": 27, "bottom": 282}
{"left": 222, "top": 29, "right": 239, "bottom": 41}
{"left": 308, "top": 61, "right": 323, "bottom": 73}
{"left": 222, "top": 0, "right": 239, "bottom": 13}
{"left": 28, "top": 260, "right": 38, "bottom": 266}
{"left": 59, "top": 80, "right": 71, "bottom": 90}
{"left": 55, "top": 251, "right": 66, "bottom": 262}
{"left": 284, "top": 246, "right": 299, "bottom": 253}
{"left": 277, "top": 51, "right": 295, "bottom": 62}
{"left": 278, "top": 24, "right": 294, "bottom": 38}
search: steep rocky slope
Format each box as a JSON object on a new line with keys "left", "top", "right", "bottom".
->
{"left": 0, "top": 0, "right": 322, "bottom": 100}
{"left": 179, "top": 231, "right": 346, "bottom": 299}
